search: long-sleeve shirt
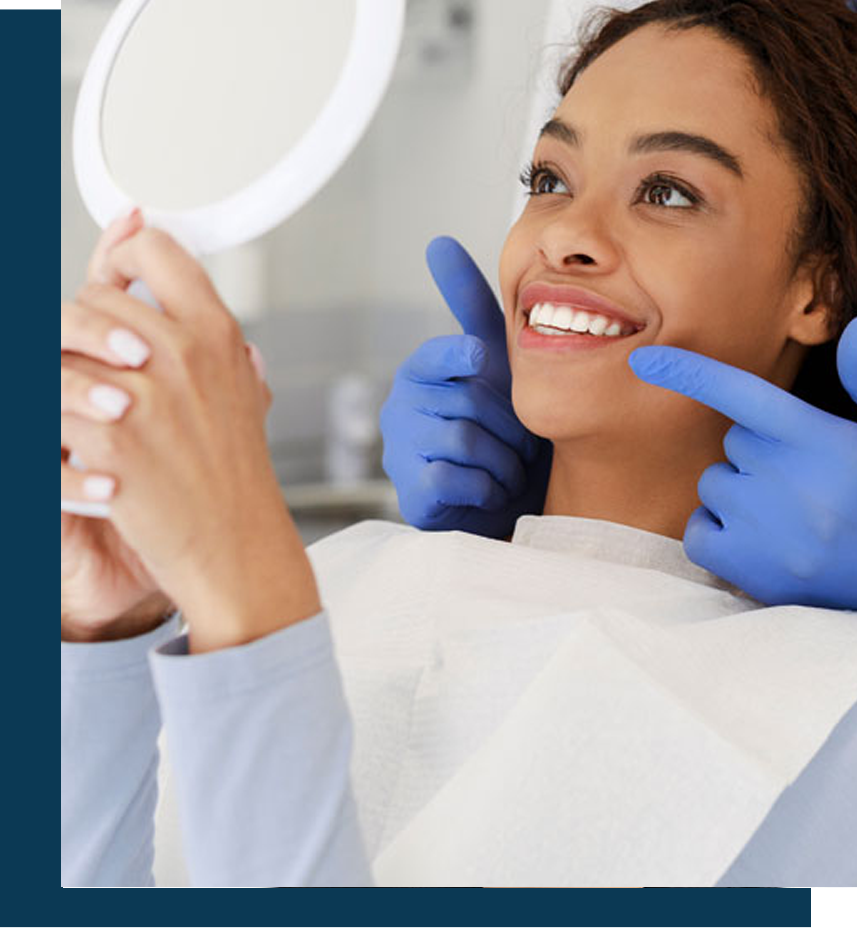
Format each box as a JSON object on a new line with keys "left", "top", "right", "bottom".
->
{"left": 61, "top": 517, "right": 857, "bottom": 887}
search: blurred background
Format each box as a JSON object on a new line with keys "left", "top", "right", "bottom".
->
{"left": 62, "top": 0, "right": 575, "bottom": 542}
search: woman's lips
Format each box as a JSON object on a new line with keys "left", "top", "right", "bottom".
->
{"left": 518, "top": 282, "right": 645, "bottom": 330}
{"left": 515, "top": 281, "right": 646, "bottom": 354}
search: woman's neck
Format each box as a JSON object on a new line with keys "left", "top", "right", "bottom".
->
{"left": 541, "top": 434, "right": 723, "bottom": 540}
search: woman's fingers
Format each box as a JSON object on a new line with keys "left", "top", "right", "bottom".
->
{"left": 62, "top": 278, "right": 179, "bottom": 370}
{"left": 102, "top": 227, "right": 226, "bottom": 326}
{"left": 86, "top": 207, "right": 144, "bottom": 287}
{"left": 61, "top": 363, "right": 133, "bottom": 422}
{"left": 61, "top": 410, "right": 126, "bottom": 474}
{"left": 61, "top": 414, "right": 119, "bottom": 502}
{"left": 61, "top": 297, "right": 154, "bottom": 368}
{"left": 62, "top": 457, "right": 118, "bottom": 504}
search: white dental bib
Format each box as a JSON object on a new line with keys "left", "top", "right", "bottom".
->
{"left": 307, "top": 516, "right": 857, "bottom": 887}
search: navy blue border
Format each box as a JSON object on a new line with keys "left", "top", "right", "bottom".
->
{"left": 5, "top": 3, "right": 61, "bottom": 918}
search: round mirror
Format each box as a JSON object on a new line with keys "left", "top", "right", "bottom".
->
{"left": 65, "top": 0, "right": 404, "bottom": 518}
{"left": 73, "top": 0, "right": 404, "bottom": 253}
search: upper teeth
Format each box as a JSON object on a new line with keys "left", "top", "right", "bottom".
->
{"left": 527, "top": 302, "right": 633, "bottom": 337}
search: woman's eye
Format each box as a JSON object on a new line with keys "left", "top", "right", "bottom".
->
{"left": 519, "top": 163, "right": 569, "bottom": 197}
{"left": 640, "top": 177, "right": 699, "bottom": 209}
{"left": 533, "top": 171, "right": 569, "bottom": 196}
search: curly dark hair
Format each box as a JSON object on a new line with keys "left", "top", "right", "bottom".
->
{"left": 556, "top": 0, "right": 857, "bottom": 419}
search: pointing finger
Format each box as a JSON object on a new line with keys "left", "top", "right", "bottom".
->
{"left": 629, "top": 345, "right": 821, "bottom": 443}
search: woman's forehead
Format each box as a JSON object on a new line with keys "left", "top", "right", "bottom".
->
{"left": 554, "top": 23, "right": 782, "bottom": 166}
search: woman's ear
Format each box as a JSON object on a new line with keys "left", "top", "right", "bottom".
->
{"left": 786, "top": 254, "right": 840, "bottom": 347}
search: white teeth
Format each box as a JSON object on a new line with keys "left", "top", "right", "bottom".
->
{"left": 588, "top": 314, "right": 609, "bottom": 336}
{"left": 570, "top": 311, "right": 590, "bottom": 333}
{"left": 526, "top": 301, "right": 634, "bottom": 338}
{"left": 552, "top": 306, "right": 573, "bottom": 330}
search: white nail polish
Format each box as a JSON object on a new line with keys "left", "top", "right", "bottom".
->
{"left": 108, "top": 328, "right": 150, "bottom": 367}
{"left": 89, "top": 384, "right": 131, "bottom": 420}
{"left": 83, "top": 475, "right": 116, "bottom": 501}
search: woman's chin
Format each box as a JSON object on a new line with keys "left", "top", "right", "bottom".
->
{"left": 512, "top": 399, "right": 604, "bottom": 444}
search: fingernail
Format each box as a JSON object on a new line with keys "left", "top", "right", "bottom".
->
{"left": 246, "top": 341, "right": 267, "bottom": 381}
{"left": 83, "top": 475, "right": 115, "bottom": 501}
{"left": 107, "top": 206, "right": 138, "bottom": 236}
{"left": 108, "top": 328, "right": 150, "bottom": 367}
{"left": 89, "top": 384, "right": 131, "bottom": 420}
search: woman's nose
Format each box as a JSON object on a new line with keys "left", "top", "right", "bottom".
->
{"left": 537, "top": 201, "right": 621, "bottom": 273}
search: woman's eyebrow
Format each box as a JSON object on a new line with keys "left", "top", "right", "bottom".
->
{"left": 538, "top": 118, "right": 745, "bottom": 179}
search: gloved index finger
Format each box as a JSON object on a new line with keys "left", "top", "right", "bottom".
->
{"left": 426, "top": 236, "right": 508, "bottom": 359}
{"left": 628, "top": 345, "right": 817, "bottom": 444}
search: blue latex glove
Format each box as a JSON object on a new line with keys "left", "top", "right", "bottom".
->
{"left": 629, "top": 319, "right": 857, "bottom": 609}
{"left": 380, "top": 236, "right": 552, "bottom": 538}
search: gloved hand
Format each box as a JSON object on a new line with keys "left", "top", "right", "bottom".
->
{"left": 380, "top": 236, "right": 552, "bottom": 538}
{"left": 629, "top": 318, "right": 857, "bottom": 609}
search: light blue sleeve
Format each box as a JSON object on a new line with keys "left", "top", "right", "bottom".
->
{"left": 718, "top": 698, "right": 857, "bottom": 888}
{"left": 149, "top": 610, "right": 374, "bottom": 887}
{"left": 61, "top": 614, "right": 182, "bottom": 887}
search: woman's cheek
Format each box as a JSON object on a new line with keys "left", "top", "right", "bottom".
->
{"left": 498, "top": 233, "right": 524, "bottom": 311}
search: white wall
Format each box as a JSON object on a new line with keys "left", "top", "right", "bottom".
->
{"left": 262, "top": 0, "right": 558, "bottom": 319}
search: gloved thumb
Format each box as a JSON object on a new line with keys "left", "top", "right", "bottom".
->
{"left": 426, "top": 236, "right": 506, "bottom": 345}
{"left": 426, "top": 236, "right": 511, "bottom": 396}
{"left": 836, "top": 317, "right": 857, "bottom": 405}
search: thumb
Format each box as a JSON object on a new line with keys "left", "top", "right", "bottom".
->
{"left": 426, "top": 236, "right": 506, "bottom": 346}
{"left": 426, "top": 236, "right": 511, "bottom": 394}
{"left": 836, "top": 317, "right": 857, "bottom": 404}
{"left": 86, "top": 207, "right": 145, "bottom": 288}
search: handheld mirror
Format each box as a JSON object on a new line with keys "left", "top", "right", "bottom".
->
{"left": 64, "top": 0, "right": 405, "bottom": 516}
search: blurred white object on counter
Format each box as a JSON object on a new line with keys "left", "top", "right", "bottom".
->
{"left": 325, "top": 372, "right": 382, "bottom": 485}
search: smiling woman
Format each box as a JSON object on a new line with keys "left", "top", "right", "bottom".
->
{"left": 502, "top": 0, "right": 857, "bottom": 539}
{"left": 61, "top": 0, "right": 857, "bottom": 889}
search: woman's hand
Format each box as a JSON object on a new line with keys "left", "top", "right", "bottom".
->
{"left": 61, "top": 222, "right": 316, "bottom": 651}
{"left": 62, "top": 210, "right": 176, "bottom": 641}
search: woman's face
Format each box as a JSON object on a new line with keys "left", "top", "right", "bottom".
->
{"left": 500, "top": 24, "right": 815, "bottom": 444}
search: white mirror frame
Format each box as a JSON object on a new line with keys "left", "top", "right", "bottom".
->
{"left": 73, "top": 0, "right": 405, "bottom": 254}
